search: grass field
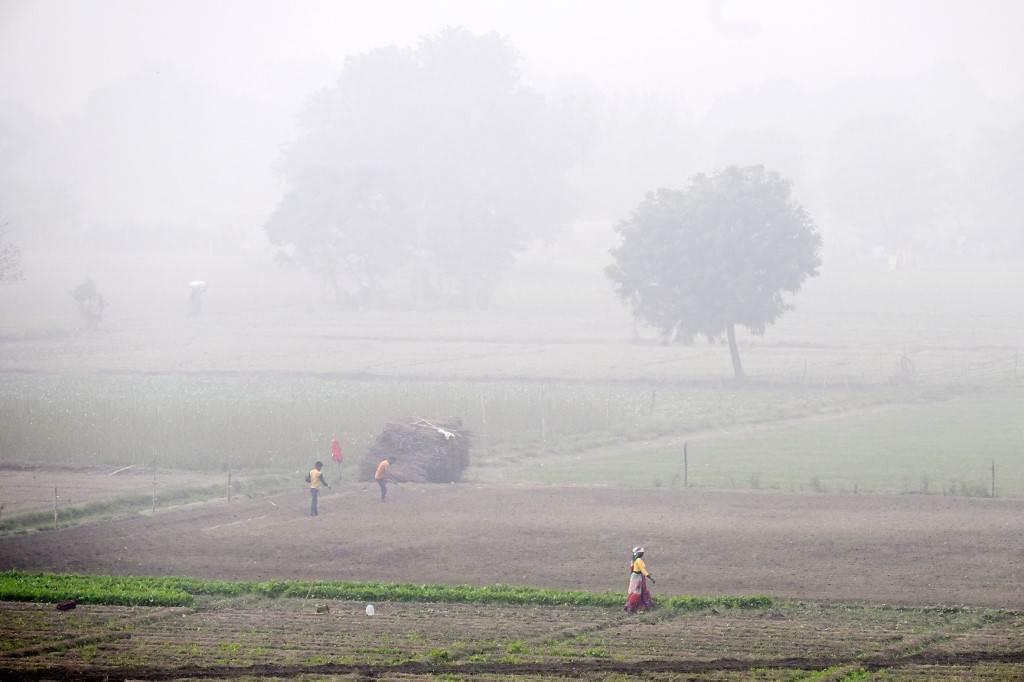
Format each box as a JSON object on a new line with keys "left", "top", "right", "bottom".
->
{"left": 477, "top": 386, "right": 1024, "bottom": 496}
{"left": 2, "top": 257, "right": 1022, "bottom": 502}
{"left": 1, "top": 372, "right": 1021, "bottom": 497}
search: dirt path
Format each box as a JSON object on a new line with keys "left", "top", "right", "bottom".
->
{"left": 1, "top": 483, "right": 1021, "bottom": 607}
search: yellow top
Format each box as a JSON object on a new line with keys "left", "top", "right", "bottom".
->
{"left": 309, "top": 468, "right": 324, "bottom": 489}
{"left": 630, "top": 557, "right": 648, "bottom": 576}
{"left": 374, "top": 459, "right": 390, "bottom": 480}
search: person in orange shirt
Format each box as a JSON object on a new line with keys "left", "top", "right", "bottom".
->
{"left": 306, "top": 461, "right": 330, "bottom": 516}
{"left": 374, "top": 456, "right": 397, "bottom": 503}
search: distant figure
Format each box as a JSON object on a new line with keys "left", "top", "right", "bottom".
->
{"left": 72, "top": 277, "right": 106, "bottom": 330}
{"left": 374, "top": 456, "right": 396, "bottom": 503}
{"left": 306, "top": 460, "right": 329, "bottom": 516}
{"left": 188, "top": 280, "right": 207, "bottom": 317}
{"left": 331, "top": 435, "right": 343, "bottom": 476}
{"left": 624, "top": 546, "right": 656, "bottom": 613}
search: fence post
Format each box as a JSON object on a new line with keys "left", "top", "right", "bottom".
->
{"left": 480, "top": 395, "right": 488, "bottom": 455}
{"left": 152, "top": 469, "right": 157, "bottom": 514}
{"left": 991, "top": 460, "right": 996, "bottom": 498}
{"left": 683, "top": 441, "right": 688, "bottom": 488}
{"left": 53, "top": 487, "right": 58, "bottom": 530}
{"left": 540, "top": 410, "right": 547, "bottom": 451}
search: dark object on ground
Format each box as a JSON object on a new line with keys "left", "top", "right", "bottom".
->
{"left": 56, "top": 599, "right": 77, "bottom": 611}
{"left": 315, "top": 604, "right": 330, "bottom": 614}
{"left": 362, "top": 418, "right": 470, "bottom": 483}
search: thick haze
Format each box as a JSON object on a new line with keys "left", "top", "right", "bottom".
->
{"left": 1, "top": 0, "right": 1023, "bottom": 317}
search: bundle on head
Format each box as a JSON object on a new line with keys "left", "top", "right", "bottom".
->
{"left": 362, "top": 418, "right": 471, "bottom": 483}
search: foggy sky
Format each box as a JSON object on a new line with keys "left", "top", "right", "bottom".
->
{"left": 2, "top": 0, "right": 1023, "bottom": 238}
{"left": 4, "top": 0, "right": 1022, "bottom": 119}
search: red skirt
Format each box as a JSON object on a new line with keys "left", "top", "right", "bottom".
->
{"left": 624, "top": 574, "right": 655, "bottom": 612}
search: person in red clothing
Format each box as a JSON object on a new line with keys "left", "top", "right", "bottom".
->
{"left": 330, "top": 435, "right": 343, "bottom": 476}
{"left": 624, "top": 546, "right": 656, "bottom": 613}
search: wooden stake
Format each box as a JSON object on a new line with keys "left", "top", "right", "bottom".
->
{"left": 152, "top": 469, "right": 157, "bottom": 514}
{"left": 480, "top": 395, "right": 488, "bottom": 454}
{"left": 991, "top": 460, "right": 996, "bottom": 498}
{"left": 52, "top": 487, "right": 58, "bottom": 530}
{"left": 683, "top": 442, "right": 689, "bottom": 488}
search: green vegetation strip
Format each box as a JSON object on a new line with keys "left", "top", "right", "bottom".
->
{"left": 0, "top": 571, "right": 771, "bottom": 611}
{"left": 0, "top": 572, "right": 193, "bottom": 607}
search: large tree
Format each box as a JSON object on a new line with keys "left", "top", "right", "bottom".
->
{"left": 271, "top": 27, "right": 586, "bottom": 306}
{"left": 0, "top": 221, "right": 22, "bottom": 282}
{"left": 265, "top": 166, "right": 410, "bottom": 306}
{"left": 607, "top": 166, "right": 822, "bottom": 381}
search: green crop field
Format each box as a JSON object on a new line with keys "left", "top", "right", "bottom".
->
{"left": 1, "top": 368, "right": 1021, "bottom": 497}
{"left": 478, "top": 386, "right": 1024, "bottom": 496}
{"left": 1, "top": 259, "right": 1023, "bottom": 502}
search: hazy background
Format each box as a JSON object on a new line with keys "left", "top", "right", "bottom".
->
{"left": 1, "top": 1, "right": 1023, "bottom": 496}
{"left": 2, "top": 0, "right": 1023, "bottom": 326}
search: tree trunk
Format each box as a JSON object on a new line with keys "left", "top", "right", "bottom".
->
{"left": 726, "top": 323, "right": 745, "bottom": 382}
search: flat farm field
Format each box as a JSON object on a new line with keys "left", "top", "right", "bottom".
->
{"left": 3, "top": 482, "right": 1022, "bottom": 607}
{"left": 1, "top": 593, "right": 1021, "bottom": 680}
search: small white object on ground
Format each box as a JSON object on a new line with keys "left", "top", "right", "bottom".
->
{"left": 365, "top": 604, "right": 375, "bottom": 616}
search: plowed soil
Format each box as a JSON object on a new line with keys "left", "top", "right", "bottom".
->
{"left": 1, "top": 599, "right": 1021, "bottom": 681}
{"left": 2, "top": 482, "right": 1021, "bottom": 608}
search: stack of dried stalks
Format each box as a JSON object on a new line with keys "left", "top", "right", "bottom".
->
{"left": 361, "top": 418, "right": 470, "bottom": 483}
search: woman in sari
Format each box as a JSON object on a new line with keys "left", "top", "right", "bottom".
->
{"left": 624, "top": 546, "right": 656, "bottom": 613}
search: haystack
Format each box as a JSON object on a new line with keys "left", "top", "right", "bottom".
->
{"left": 361, "top": 418, "right": 471, "bottom": 483}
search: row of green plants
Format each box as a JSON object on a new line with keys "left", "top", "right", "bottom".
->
{"left": 0, "top": 571, "right": 192, "bottom": 607}
{"left": 0, "top": 475, "right": 292, "bottom": 535}
{"left": 0, "top": 570, "right": 772, "bottom": 611}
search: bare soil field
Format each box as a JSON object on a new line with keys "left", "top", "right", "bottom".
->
{"left": 0, "top": 463, "right": 228, "bottom": 516}
{"left": 1, "top": 482, "right": 1021, "bottom": 608}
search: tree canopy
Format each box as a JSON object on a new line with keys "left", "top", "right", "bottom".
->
{"left": 607, "top": 165, "right": 822, "bottom": 380}
{"left": 0, "top": 221, "right": 22, "bottom": 282}
{"left": 269, "top": 27, "right": 587, "bottom": 307}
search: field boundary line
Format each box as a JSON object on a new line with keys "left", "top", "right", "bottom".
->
{"left": 202, "top": 514, "right": 267, "bottom": 532}
{"left": 2, "top": 650, "right": 1023, "bottom": 680}
{"left": 0, "top": 476, "right": 290, "bottom": 537}
{"left": 505, "top": 395, "right": 946, "bottom": 471}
